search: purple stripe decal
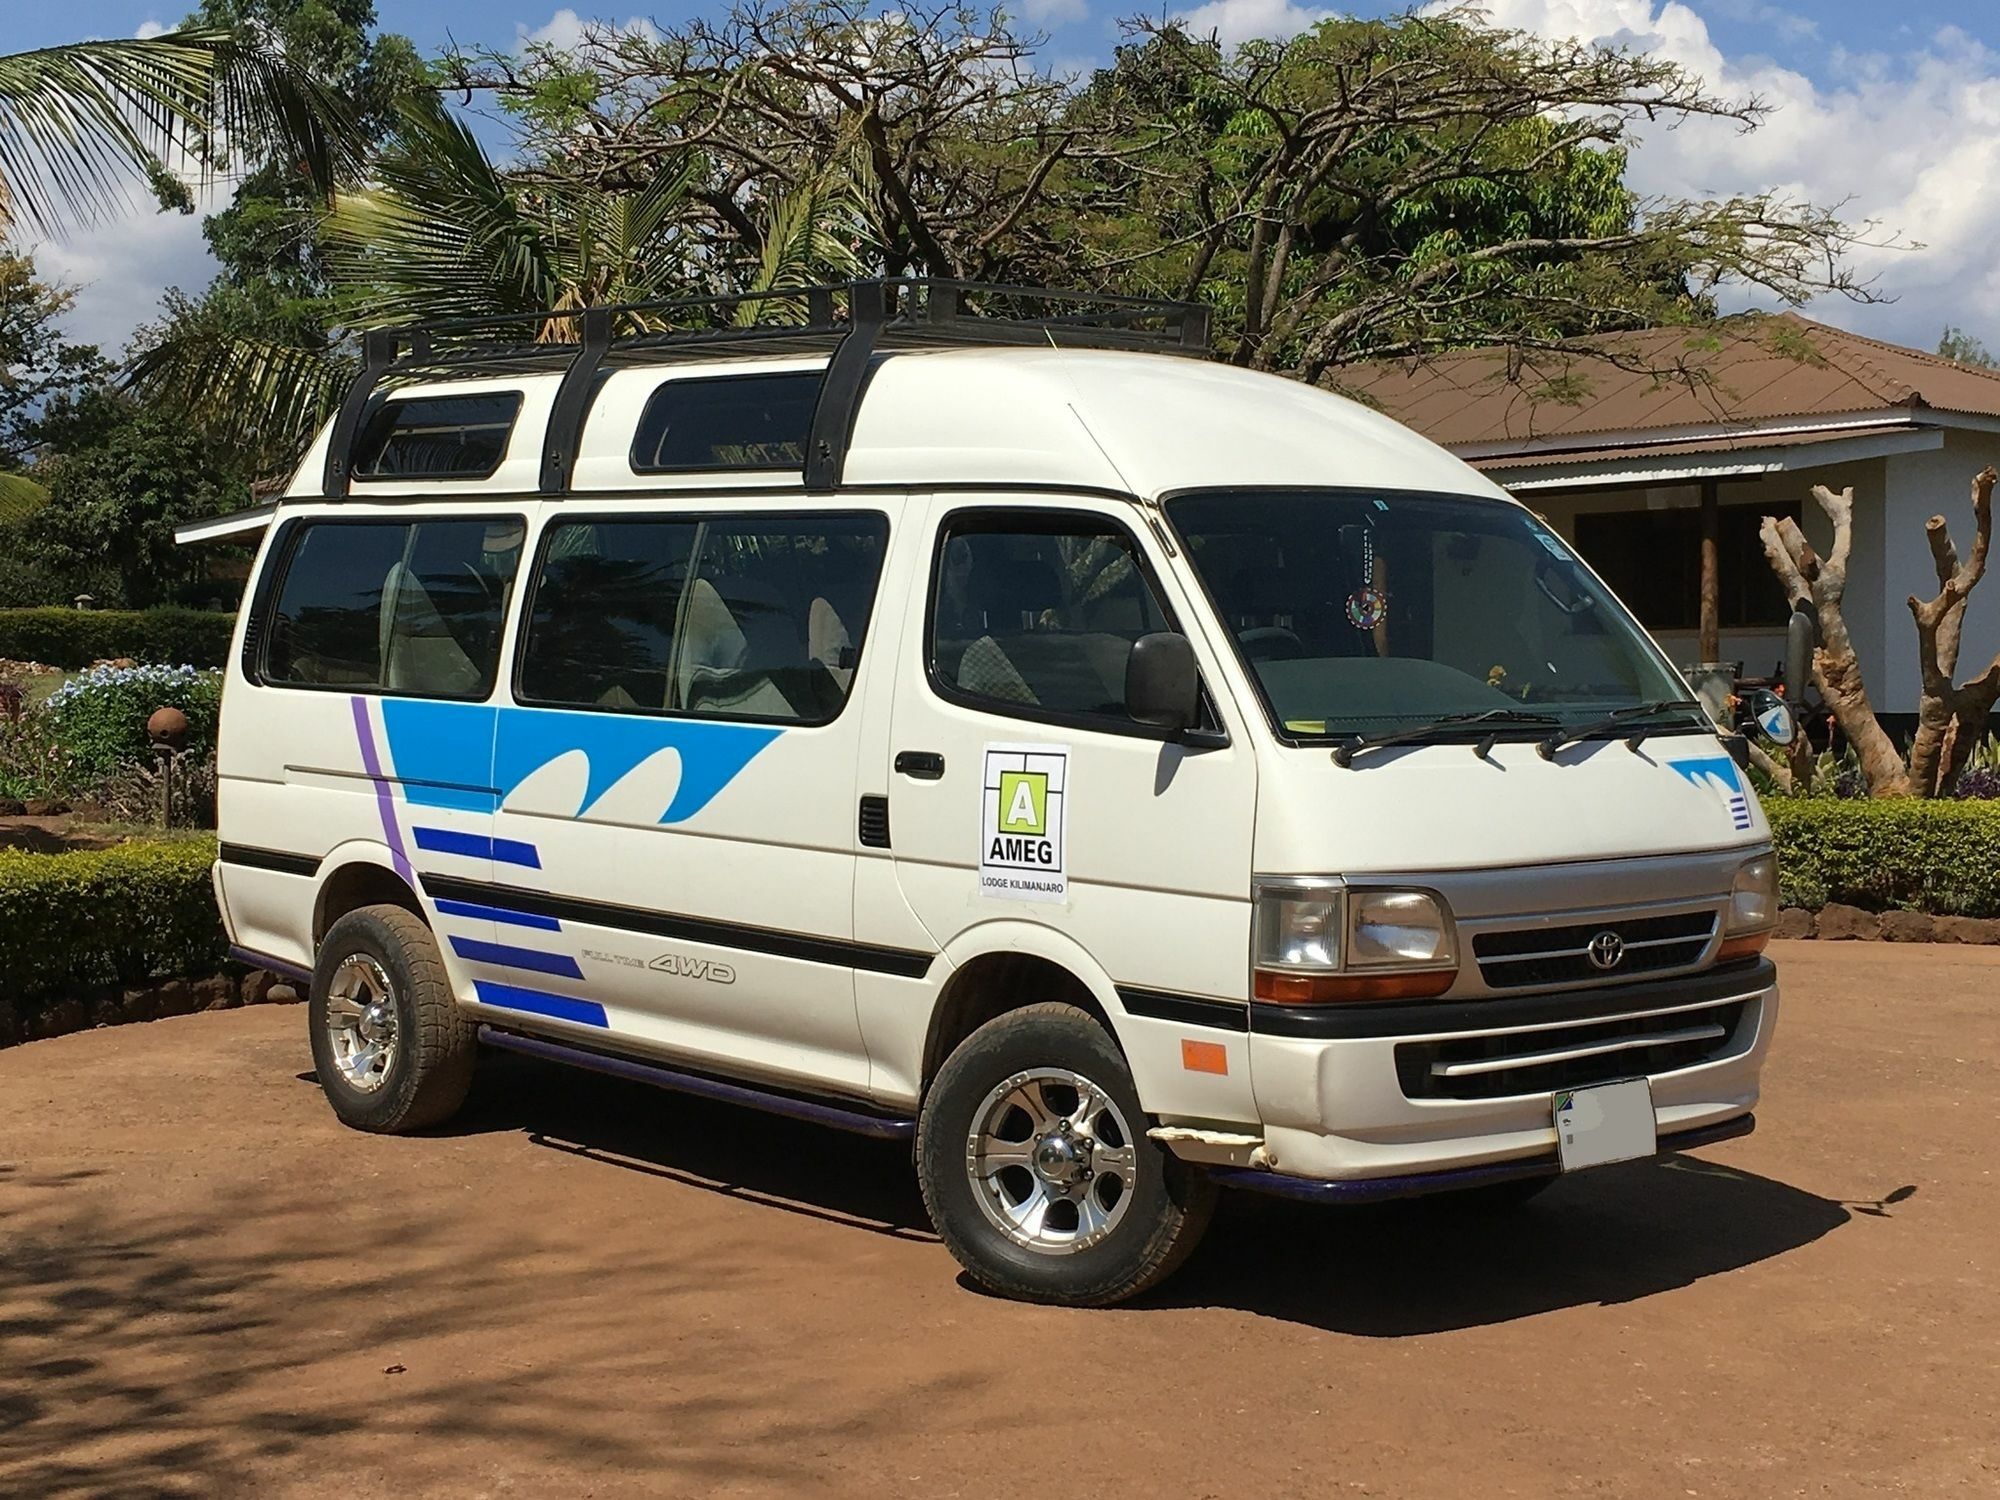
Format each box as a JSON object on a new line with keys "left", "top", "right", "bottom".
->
{"left": 351, "top": 696, "right": 415, "bottom": 885}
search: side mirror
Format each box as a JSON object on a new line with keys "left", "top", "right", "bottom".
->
{"left": 1745, "top": 687, "right": 1799, "bottom": 748}
{"left": 1126, "top": 632, "right": 1200, "bottom": 733}
{"left": 1786, "top": 599, "right": 1819, "bottom": 700}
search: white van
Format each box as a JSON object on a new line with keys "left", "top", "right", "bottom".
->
{"left": 197, "top": 281, "right": 1784, "bottom": 1305}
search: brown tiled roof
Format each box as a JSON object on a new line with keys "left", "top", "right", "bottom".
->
{"left": 1336, "top": 312, "right": 2000, "bottom": 456}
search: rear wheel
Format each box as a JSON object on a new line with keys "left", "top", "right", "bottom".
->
{"left": 917, "top": 1003, "right": 1215, "bottom": 1306}
{"left": 309, "top": 903, "right": 475, "bottom": 1134}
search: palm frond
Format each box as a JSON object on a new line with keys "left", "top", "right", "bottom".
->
{"left": 0, "top": 26, "right": 358, "bottom": 238}
{"left": 323, "top": 97, "right": 559, "bottom": 328}
{"left": 736, "top": 164, "right": 869, "bottom": 326}
{"left": 124, "top": 320, "right": 348, "bottom": 464}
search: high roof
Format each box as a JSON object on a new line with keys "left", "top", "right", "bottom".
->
{"left": 1335, "top": 312, "right": 2000, "bottom": 463}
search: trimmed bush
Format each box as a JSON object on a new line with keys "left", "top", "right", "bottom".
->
{"left": 45, "top": 664, "right": 223, "bottom": 778}
{"left": 1766, "top": 798, "right": 2000, "bottom": 917}
{"left": 0, "top": 606, "right": 235, "bottom": 670}
{"left": 0, "top": 839, "right": 226, "bottom": 1020}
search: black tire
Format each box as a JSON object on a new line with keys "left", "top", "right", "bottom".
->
{"left": 309, "top": 903, "right": 475, "bottom": 1134}
{"left": 917, "top": 1002, "right": 1216, "bottom": 1306}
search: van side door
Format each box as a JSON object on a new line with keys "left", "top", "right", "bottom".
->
{"left": 471, "top": 501, "right": 911, "bottom": 1096}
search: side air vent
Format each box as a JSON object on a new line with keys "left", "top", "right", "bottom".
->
{"left": 858, "top": 794, "right": 891, "bottom": 849}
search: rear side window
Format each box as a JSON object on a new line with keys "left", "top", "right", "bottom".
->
{"left": 630, "top": 373, "right": 822, "bottom": 472}
{"left": 262, "top": 518, "right": 525, "bottom": 698}
{"left": 929, "top": 511, "right": 1172, "bottom": 725}
{"left": 354, "top": 394, "right": 523, "bottom": 479}
{"left": 518, "top": 512, "right": 888, "bottom": 723}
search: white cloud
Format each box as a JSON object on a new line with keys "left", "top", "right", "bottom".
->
{"left": 1022, "top": 0, "right": 1089, "bottom": 24}
{"left": 134, "top": 20, "right": 169, "bottom": 40}
{"left": 1173, "top": 0, "right": 1334, "bottom": 46}
{"left": 1458, "top": 1, "right": 2000, "bottom": 351}
{"left": 517, "top": 9, "right": 661, "bottom": 51}
{"left": 27, "top": 187, "right": 222, "bottom": 356}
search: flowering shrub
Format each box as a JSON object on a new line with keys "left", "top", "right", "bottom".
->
{"left": 44, "top": 664, "right": 223, "bottom": 779}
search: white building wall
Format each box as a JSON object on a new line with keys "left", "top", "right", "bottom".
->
{"left": 1879, "top": 430, "right": 2000, "bottom": 715}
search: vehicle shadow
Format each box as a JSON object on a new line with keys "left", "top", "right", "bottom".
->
{"left": 1150, "top": 1151, "right": 1864, "bottom": 1334}
{"left": 440, "top": 1047, "right": 938, "bottom": 1240}
{"left": 442, "top": 1050, "right": 1867, "bottom": 1334}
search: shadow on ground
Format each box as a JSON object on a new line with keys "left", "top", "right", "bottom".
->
{"left": 449, "top": 1050, "right": 1863, "bottom": 1335}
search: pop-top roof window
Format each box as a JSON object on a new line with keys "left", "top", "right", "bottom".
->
{"left": 630, "top": 371, "right": 822, "bottom": 473}
{"left": 354, "top": 393, "right": 523, "bottom": 480}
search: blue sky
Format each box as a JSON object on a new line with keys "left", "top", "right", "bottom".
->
{"left": 19, "top": 1, "right": 2000, "bottom": 357}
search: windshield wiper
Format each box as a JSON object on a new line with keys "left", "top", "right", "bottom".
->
{"left": 1332, "top": 708, "right": 1561, "bottom": 767}
{"left": 1536, "top": 699, "right": 1709, "bottom": 759}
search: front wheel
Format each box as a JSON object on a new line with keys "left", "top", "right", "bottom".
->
{"left": 917, "top": 1003, "right": 1216, "bottom": 1306}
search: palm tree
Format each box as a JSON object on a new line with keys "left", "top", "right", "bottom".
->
{"left": 129, "top": 96, "right": 870, "bottom": 465}
{"left": 0, "top": 26, "right": 354, "bottom": 239}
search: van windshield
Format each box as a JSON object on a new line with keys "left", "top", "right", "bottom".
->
{"left": 1165, "top": 489, "right": 1698, "bottom": 741}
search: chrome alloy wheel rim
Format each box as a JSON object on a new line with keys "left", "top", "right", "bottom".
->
{"left": 324, "top": 954, "right": 399, "bottom": 1094}
{"left": 966, "top": 1068, "right": 1139, "bottom": 1255}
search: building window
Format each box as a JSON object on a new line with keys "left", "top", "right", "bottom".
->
{"left": 262, "top": 518, "right": 525, "bottom": 697}
{"left": 1572, "top": 500, "right": 1799, "bottom": 633}
{"left": 929, "top": 510, "right": 1173, "bottom": 724}
{"left": 629, "top": 372, "right": 823, "bottom": 473}
{"left": 353, "top": 394, "right": 523, "bottom": 479}
{"left": 518, "top": 512, "right": 888, "bottom": 723}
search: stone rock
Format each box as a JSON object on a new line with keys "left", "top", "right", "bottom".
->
{"left": 153, "top": 978, "right": 195, "bottom": 1018}
{"left": 31, "top": 998, "right": 86, "bottom": 1041}
{"left": 23, "top": 797, "right": 71, "bottom": 817}
{"left": 0, "top": 796, "right": 24, "bottom": 816}
{"left": 1773, "top": 907, "right": 1817, "bottom": 940}
{"left": 240, "top": 969, "right": 280, "bottom": 1006}
{"left": 85, "top": 991, "right": 126, "bottom": 1029}
{"left": 266, "top": 982, "right": 301, "bottom": 1006}
{"left": 120, "top": 987, "right": 160, "bottom": 1024}
{"left": 1815, "top": 903, "right": 1881, "bottom": 941}
{"left": 193, "top": 975, "right": 238, "bottom": 1011}
{"left": 1878, "top": 910, "right": 1935, "bottom": 943}
{"left": 1934, "top": 915, "right": 2000, "bottom": 945}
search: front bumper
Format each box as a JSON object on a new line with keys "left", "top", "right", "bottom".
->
{"left": 1246, "top": 958, "right": 1777, "bottom": 1182}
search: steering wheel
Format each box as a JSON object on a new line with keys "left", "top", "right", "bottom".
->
{"left": 1241, "top": 627, "right": 1305, "bottom": 661}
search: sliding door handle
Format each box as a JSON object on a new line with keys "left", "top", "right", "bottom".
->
{"left": 895, "top": 750, "right": 945, "bottom": 780}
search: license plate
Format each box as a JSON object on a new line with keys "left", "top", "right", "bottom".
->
{"left": 1553, "top": 1078, "right": 1657, "bottom": 1172}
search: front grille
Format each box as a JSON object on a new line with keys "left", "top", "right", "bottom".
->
{"left": 1396, "top": 999, "right": 1752, "bottom": 1101}
{"left": 1473, "top": 910, "right": 1716, "bottom": 989}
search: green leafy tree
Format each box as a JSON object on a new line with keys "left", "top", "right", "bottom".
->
{"left": 1939, "top": 325, "right": 1997, "bottom": 370}
{"left": 0, "top": 251, "right": 103, "bottom": 471}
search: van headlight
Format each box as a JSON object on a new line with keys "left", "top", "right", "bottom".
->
{"left": 1251, "top": 879, "right": 1456, "bottom": 1004}
{"left": 1716, "top": 853, "right": 1778, "bottom": 962}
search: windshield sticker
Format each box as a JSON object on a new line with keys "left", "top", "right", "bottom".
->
{"left": 1534, "top": 530, "right": 1569, "bottom": 558}
{"left": 981, "top": 744, "right": 1068, "bottom": 904}
{"left": 1667, "top": 754, "right": 1753, "bottom": 831}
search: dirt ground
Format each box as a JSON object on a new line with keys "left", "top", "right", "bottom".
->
{"left": 2, "top": 940, "right": 1994, "bottom": 1499}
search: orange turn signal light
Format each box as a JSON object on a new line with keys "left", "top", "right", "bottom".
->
{"left": 1253, "top": 968, "right": 1456, "bottom": 1004}
{"left": 1716, "top": 931, "right": 1770, "bottom": 963}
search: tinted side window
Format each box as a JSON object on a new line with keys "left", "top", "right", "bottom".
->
{"left": 354, "top": 394, "right": 523, "bottom": 479}
{"left": 930, "top": 513, "right": 1170, "bottom": 721}
{"left": 630, "top": 373, "right": 822, "bottom": 472}
{"left": 519, "top": 513, "right": 888, "bottom": 723}
{"left": 263, "top": 518, "right": 524, "bottom": 697}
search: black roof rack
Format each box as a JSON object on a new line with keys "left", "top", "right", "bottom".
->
{"left": 319, "top": 278, "right": 1212, "bottom": 497}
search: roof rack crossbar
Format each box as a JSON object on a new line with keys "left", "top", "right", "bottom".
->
{"left": 540, "top": 306, "right": 612, "bottom": 495}
{"left": 806, "top": 280, "right": 887, "bottom": 492}
{"left": 322, "top": 328, "right": 398, "bottom": 497}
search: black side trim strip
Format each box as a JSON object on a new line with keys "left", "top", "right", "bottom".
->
{"left": 219, "top": 843, "right": 320, "bottom": 878}
{"left": 228, "top": 945, "right": 315, "bottom": 985}
{"left": 1249, "top": 958, "right": 1776, "bottom": 1041}
{"left": 1117, "top": 986, "right": 1250, "bottom": 1033}
{"left": 420, "top": 873, "right": 935, "bottom": 979}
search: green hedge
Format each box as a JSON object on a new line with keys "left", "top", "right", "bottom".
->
{"left": 1767, "top": 799, "right": 2000, "bottom": 916}
{"left": 0, "top": 839, "right": 226, "bottom": 1016}
{"left": 0, "top": 607, "right": 236, "bottom": 669}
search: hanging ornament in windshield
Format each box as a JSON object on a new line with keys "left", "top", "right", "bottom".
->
{"left": 1345, "top": 525, "right": 1388, "bottom": 629}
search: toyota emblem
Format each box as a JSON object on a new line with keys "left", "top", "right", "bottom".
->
{"left": 1587, "top": 930, "right": 1625, "bottom": 970}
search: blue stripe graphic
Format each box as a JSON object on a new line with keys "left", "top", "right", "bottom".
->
{"left": 473, "top": 979, "right": 607, "bottom": 1028}
{"left": 451, "top": 937, "right": 584, "bottom": 979}
{"left": 435, "top": 898, "right": 561, "bottom": 932}
{"left": 412, "top": 827, "right": 543, "bottom": 869}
